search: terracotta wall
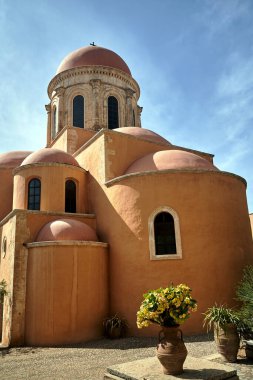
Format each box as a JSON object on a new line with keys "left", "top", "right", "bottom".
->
{"left": 0, "top": 168, "right": 14, "bottom": 221}
{"left": 89, "top": 170, "right": 253, "bottom": 336}
{"left": 50, "top": 127, "right": 96, "bottom": 155}
{"left": 102, "top": 130, "right": 214, "bottom": 181}
{"left": 0, "top": 212, "right": 30, "bottom": 346}
{"left": 13, "top": 164, "right": 86, "bottom": 213}
{"left": 25, "top": 242, "right": 108, "bottom": 346}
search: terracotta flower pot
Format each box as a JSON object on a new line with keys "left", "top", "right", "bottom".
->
{"left": 156, "top": 326, "right": 187, "bottom": 375}
{"left": 214, "top": 323, "right": 240, "bottom": 363}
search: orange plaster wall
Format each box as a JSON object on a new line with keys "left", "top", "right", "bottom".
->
{"left": 88, "top": 170, "right": 253, "bottom": 337}
{"left": 25, "top": 212, "right": 97, "bottom": 242}
{"left": 50, "top": 127, "right": 96, "bottom": 154}
{"left": 103, "top": 130, "right": 214, "bottom": 180}
{"left": 13, "top": 164, "right": 86, "bottom": 213}
{"left": 25, "top": 243, "right": 108, "bottom": 346}
{"left": 0, "top": 168, "right": 14, "bottom": 221}
{"left": 249, "top": 214, "right": 253, "bottom": 237}
{"left": 0, "top": 216, "right": 16, "bottom": 345}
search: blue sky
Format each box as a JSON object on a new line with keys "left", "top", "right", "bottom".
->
{"left": 1, "top": 0, "right": 253, "bottom": 211}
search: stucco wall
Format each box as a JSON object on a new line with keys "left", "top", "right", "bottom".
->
{"left": 13, "top": 164, "right": 86, "bottom": 213}
{"left": 89, "top": 170, "right": 253, "bottom": 336}
{"left": 106, "top": 129, "right": 215, "bottom": 180}
{"left": 25, "top": 242, "right": 108, "bottom": 346}
{"left": 0, "top": 168, "right": 14, "bottom": 221}
{"left": 0, "top": 215, "right": 16, "bottom": 345}
{"left": 49, "top": 126, "right": 96, "bottom": 155}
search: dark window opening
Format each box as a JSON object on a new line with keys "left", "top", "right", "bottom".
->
{"left": 154, "top": 212, "right": 176, "bottom": 255}
{"left": 52, "top": 107, "right": 57, "bottom": 138}
{"left": 73, "top": 95, "right": 84, "bottom": 128}
{"left": 132, "top": 110, "right": 135, "bottom": 126}
{"left": 65, "top": 180, "right": 76, "bottom": 213}
{"left": 108, "top": 96, "right": 119, "bottom": 129}
{"left": 28, "top": 179, "right": 41, "bottom": 210}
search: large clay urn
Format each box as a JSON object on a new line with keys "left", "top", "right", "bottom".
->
{"left": 214, "top": 323, "right": 240, "bottom": 363}
{"left": 156, "top": 326, "right": 187, "bottom": 375}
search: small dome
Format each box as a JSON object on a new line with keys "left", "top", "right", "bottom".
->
{"left": 0, "top": 151, "right": 33, "bottom": 168}
{"left": 114, "top": 127, "right": 171, "bottom": 145}
{"left": 36, "top": 219, "right": 98, "bottom": 242}
{"left": 57, "top": 45, "right": 131, "bottom": 76}
{"left": 125, "top": 150, "right": 218, "bottom": 174}
{"left": 21, "top": 148, "right": 80, "bottom": 167}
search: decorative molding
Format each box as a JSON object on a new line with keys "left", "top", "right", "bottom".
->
{"left": 48, "top": 66, "right": 140, "bottom": 99}
{"left": 148, "top": 206, "right": 182, "bottom": 261}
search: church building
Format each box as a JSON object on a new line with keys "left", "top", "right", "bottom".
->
{"left": 0, "top": 45, "right": 253, "bottom": 346}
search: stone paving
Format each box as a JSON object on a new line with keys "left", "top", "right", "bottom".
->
{"left": 0, "top": 336, "right": 252, "bottom": 379}
{"left": 209, "top": 353, "right": 253, "bottom": 380}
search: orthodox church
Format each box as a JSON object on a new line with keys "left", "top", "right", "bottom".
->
{"left": 0, "top": 45, "right": 253, "bottom": 347}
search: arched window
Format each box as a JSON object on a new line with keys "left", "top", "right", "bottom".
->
{"left": 65, "top": 180, "right": 76, "bottom": 213}
{"left": 73, "top": 95, "right": 84, "bottom": 128}
{"left": 154, "top": 212, "right": 176, "bottom": 255}
{"left": 108, "top": 96, "right": 119, "bottom": 129}
{"left": 148, "top": 207, "right": 182, "bottom": 260}
{"left": 28, "top": 179, "right": 41, "bottom": 210}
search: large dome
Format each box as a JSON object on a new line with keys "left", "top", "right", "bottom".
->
{"left": 21, "top": 148, "right": 80, "bottom": 167}
{"left": 36, "top": 219, "right": 98, "bottom": 242}
{"left": 114, "top": 127, "right": 171, "bottom": 145}
{"left": 0, "top": 151, "right": 33, "bottom": 168}
{"left": 57, "top": 45, "right": 131, "bottom": 76}
{"left": 125, "top": 150, "right": 218, "bottom": 174}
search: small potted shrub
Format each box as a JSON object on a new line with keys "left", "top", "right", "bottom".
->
{"left": 103, "top": 314, "right": 128, "bottom": 339}
{"left": 0, "top": 279, "right": 7, "bottom": 303}
{"left": 236, "top": 265, "right": 253, "bottom": 359}
{"left": 203, "top": 304, "right": 240, "bottom": 362}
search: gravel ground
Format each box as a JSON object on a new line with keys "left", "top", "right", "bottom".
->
{"left": 0, "top": 334, "right": 252, "bottom": 380}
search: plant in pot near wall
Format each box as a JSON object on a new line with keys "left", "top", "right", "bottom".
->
{"left": 0, "top": 279, "right": 7, "bottom": 304}
{"left": 137, "top": 283, "right": 197, "bottom": 375}
{"left": 236, "top": 265, "right": 253, "bottom": 359}
{"left": 103, "top": 314, "right": 128, "bottom": 339}
{"left": 203, "top": 304, "right": 240, "bottom": 363}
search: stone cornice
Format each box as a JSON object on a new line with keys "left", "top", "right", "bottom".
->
{"left": 48, "top": 65, "right": 140, "bottom": 99}
{"left": 0, "top": 208, "right": 96, "bottom": 227}
{"left": 13, "top": 162, "right": 86, "bottom": 175}
{"left": 25, "top": 241, "right": 108, "bottom": 248}
{"left": 105, "top": 169, "right": 247, "bottom": 187}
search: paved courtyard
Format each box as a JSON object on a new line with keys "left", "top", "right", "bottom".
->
{"left": 0, "top": 335, "right": 253, "bottom": 379}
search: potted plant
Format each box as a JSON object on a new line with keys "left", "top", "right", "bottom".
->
{"left": 236, "top": 265, "right": 253, "bottom": 359}
{"left": 137, "top": 283, "right": 197, "bottom": 375}
{"left": 203, "top": 304, "right": 240, "bottom": 362}
{"left": 103, "top": 314, "right": 128, "bottom": 339}
{"left": 0, "top": 279, "right": 7, "bottom": 303}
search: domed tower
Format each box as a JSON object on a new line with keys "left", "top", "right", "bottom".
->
{"left": 46, "top": 45, "right": 141, "bottom": 153}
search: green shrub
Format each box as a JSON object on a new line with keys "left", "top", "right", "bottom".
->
{"left": 236, "top": 265, "right": 253, "bottom": 333}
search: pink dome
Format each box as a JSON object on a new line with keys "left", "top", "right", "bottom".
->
{"left": 0, "top": 151, "right": 33, "bottom": 168}
{"left": 125, "top": 150, "right": 218, "bottom": 174}
{"left": 36, "top": 219, "right": 98, "bottom": 242}
{"left": 114, "top": 127, "right": 171, "bottom": 145}
{"left": 21, "top": 148, "right": 79, "bottom": 167}
{"left": 57, "top": 45, "right": 131, "bottom": 76}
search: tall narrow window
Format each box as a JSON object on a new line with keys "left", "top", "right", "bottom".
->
{"left": 28, "top": 179, "right": 41, "bottom": 210}
{"left": 108, "top": 96, "right": 119, "bottom": 129}
{"left": 154, "top": 212, "right": 176, "bottom": 255}
{"left": 52, "top": 107, "right": 57, "bottom": 138}
{"left": 73, "top": 95, "right": 84, "bottom": 128}
{"left": 65, "top": 180, "right": 76, "bottom": 213}
{"left": 132, "top": 110, "right": 135, "bottom": 126}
